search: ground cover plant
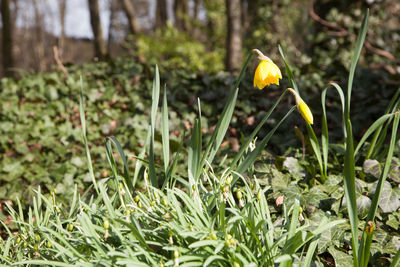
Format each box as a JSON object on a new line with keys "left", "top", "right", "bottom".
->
{"left": 0, "top": 11, "right": 400, "bottom": 267}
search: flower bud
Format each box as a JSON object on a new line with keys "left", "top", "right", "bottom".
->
{"left": 104, "top": 220, "right": 110, "bottom": 230}
{"left": 366, "top": 221, "right": 375, "bottom": 235}
{"left": 174, "top": 249, "right": 179, "bottom": 258}
{"left": 210, "top": 233, "right": 217, "bottom": 240}
{"left": 162, "top": 197, "right": 168, "bottom": 207}
{"left": 287, "top": 88, "right": 313, "bottom": 125}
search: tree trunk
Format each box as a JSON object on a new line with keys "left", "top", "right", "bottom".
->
{"left": 33, "top": 0, "right": 46, "bottom": 71}
{"left": 121, "top": 0, "right": 139, "bottom": 34}
{"left": 107, "top": 0, "right": 117, "bottom": 54}
{"left": 173, "top": 0, "right": 189, "bottom": 32}
{"left": 240, "top": 0, "right": 247, "bottom": 34}
{"left": 191, "top": 0, "right": 201, "bottom": 39}
{"left": 193, "top": 0, "right": 200, "bottom": 21}
{"left": 225, "top": 0, "right": 242, "bottom": 71}
{"left": 1, "top": 0, "right": 14, "bottom": 77}
{"left": 88, "top": 0, "right": 107, "bottom": 60}
{"left": 155, "top": 0, "right": 167, "bottom": 28}
{"left": 57, "top": 0, "right": 66, "bottom": 55}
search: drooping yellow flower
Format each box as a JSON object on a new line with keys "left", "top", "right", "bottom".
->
{"left": 253, "top": 49, "right": 282, "bottom": 89}
{"left": 287, "top": 88, "right": 314, "bottom": 125}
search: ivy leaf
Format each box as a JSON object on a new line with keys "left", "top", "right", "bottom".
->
{"left": 356, "top": 194, "right": 371, "bottom": 218}
{"left": 328, "top": 246, "right": 353, "bottom": 267}
{"left": 386, "top": 213, "right": 400, "bottom": 230}
{"left": 363, "top": 159, "right": 381, "bottom": 178}
{"left": 283, "top": 157, "right": 305, "bottom": 178}
{"left": 371, "top": 181, "right": 400, "bottom": 213}
{"left": 388, "top": 157, "right": 400, "bottom": 183}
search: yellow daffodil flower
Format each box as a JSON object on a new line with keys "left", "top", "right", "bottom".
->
{"left": 253, "top": 49, "right": 282, "bottom": 89}
{"left": 287, "top": 88, "right": 314, "bottom": 125}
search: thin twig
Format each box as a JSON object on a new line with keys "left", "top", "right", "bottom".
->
{"left": 308, "top": 0, "right": 396, "bottom": 63}
{"left": 53, "top": 45, "right": 68, "bottom": 77}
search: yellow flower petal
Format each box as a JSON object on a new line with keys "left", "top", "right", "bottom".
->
{"left": 252, "top": 49, "right": 282, "bottom": 89}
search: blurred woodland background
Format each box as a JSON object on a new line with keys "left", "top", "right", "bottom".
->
{"left": 0, "top": 0, "right": 399, "bottom": 78}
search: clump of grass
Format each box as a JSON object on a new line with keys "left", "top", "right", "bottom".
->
{"left": 0, "top": 45, "right": 344, "bottom": 267}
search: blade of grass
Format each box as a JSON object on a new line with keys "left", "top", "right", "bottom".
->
{"left": 229, "top": 89, "right": 288, "bottom": 170}
{"left": 344, "top": 10, "right": 369, "bottom": 266}
{"left": 306, "top": 123, "right": 325, "bottom": 181}
{"left": 161, "top": 84, "right": 170, "bottom": 173}
{"left": 233, "top": 106, "right": 296, "bottom": 184}
{"left": 354, "top": 113, "right": 395, "bottom": 156}
{"left": 343, "top": 118, "right": 359, "bottom": 266}
{"left": 365, "top": 88, "right": 400, "bottom": 159}
{"left": 162, "top": 130, "right": 186, "bottom": 190}
{"left": 390, "top": 248, "right": 400, "bottom": 267}
{"left": 278, "top": 45, "right": 299, "bottom": 94}
{"left": 149, "top": 65, "right": 160, "bottom": 187}
{"left": 133, "top": 128, "right": 151, "bottom": 187}
{"left": 321, "top": 83, "right": 346, "bottom": 177}
{"left": 365, "top": 113, "right": 399, "bottom": 221}
{"left": 303, "top": 239, "right": 318, "bottom": 267}
{"left": 188, "top": 118, "right": 202, "bottom": 187}
{"left": 13, "top": 260, "right": 78, "bottom": 267}
{"left": 79, "top": 76, "right": 98, "bottom": 194}
{"left": 106, "top": 137, "right": 132, "bottom": 187}
{"left": 204, "top": 52, "right": 253, "bottom": 166}
{"left": 346, "top": 10, "right": 369, "bottom": 114}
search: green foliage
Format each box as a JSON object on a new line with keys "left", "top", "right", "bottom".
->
{"left": 135, "top": 23, "right": 224, "bottom": 73}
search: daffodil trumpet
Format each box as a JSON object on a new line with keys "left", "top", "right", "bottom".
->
{"left": 287, "top": 88, "right": 314, "bottom": 125}
{"left": 252, "top": 49, "right": 282, "bottom": 89}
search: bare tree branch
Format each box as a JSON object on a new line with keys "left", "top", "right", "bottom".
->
{"left": 308, "top": 0, "right": 395, "bottom": 62}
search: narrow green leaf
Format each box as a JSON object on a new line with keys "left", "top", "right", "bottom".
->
{"left": 344, "top": 11, "right": 369, "bottom": 266}
{"left": 390, "top": 248, "right": 400, "bottom": 267}
{"left": 163, "top": 131, "right": 185, "bottom": 190}
{"left": 347, "top": 10, "right": 369, "bottom": 114}
{"left": 149, "top": 65, "right": 160, "bottom": 187}
{"left": 343, "top": 118, "right": 359, "bottom": 266}
{"left": 105, "top": 136, "right": 134, "bottom": 196}
{"left": 354, "top": 113, "right": 394, "bottom": 156}
{"left": 79, "top": 76, "right": 98, "bottom": 193}
{"left": 303, "top": 239, "right": 318, "bottom": 267}
{"left": 161, "top": 84, "right": 170, "bottom": 173}
{"left": 188, "top": 240, "right": 219, "bottom": 248}
{"left": 229, "top": 89, "right": 288, "bottom": 170}
{"left": 366, "top": 88, "right": 400, "bottom": 158}
{"left": 321, "top": 83, "right": 346, "bottom": 177}
{"left": 205, "top": 52, "right": 253, "bottom": 166}
{"left": 188, "top": 118, "right": 202, "bottom": 186}
{"left": 13, "top": 260, "right": 77, "bottom": 267}
{"left": 366, "top": 113, "right": 399, "bottom": 221}
{"left": 306, "top": 123, "right": 325, "bottom": 181}
{"left": 288, "top": 196, "right": 300, "bottom": 239}
{"left": 278, "top": 45, "right": 299, "bottom": 94}
{"left": 204, "top": 255, "right": 227, "bottom": 266}
{"left": 234, "top": 106, "right": 295, "bottom": 183}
